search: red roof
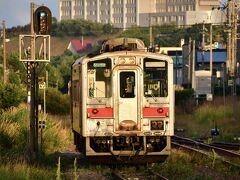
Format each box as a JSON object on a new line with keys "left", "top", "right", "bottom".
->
{"left": 70, "top": 39, "right": 92, "bottom": 53}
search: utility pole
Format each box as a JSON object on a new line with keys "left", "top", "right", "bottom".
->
{"left": 188, "top": 38, "right": 192, "bottom": 87}
{"left": 2, "top": 20, "right": 6, "bottom": 84}
{"left": 226, "top": 0, "right": 238, "bottom": 120}
{"left": 230, "top": 0, "right": 237, "bottom": 78}
{"left": 46, "top": 70, "right": 48, "bottom": 88}
{"left": 29, "top": 2, "right": 37, "bottom": 161}
{"left": 210, "top": 23, "right": 213, "bottom": 96}
{"left": 226, "top": 0, "right": 231, "bottom": 75}
{"left": 192, "top": 40, "right": 195, "bottom": 89}
{"left": 226, "top": 0, "right": 237, "bottom": 78}
{"left": 232, "top": 0, "right": 237, "bottom": 121}
{"left": 149, "top": 15, "right": 154, "bottom": 49}
{"left": 201, "top": 22, "right": 206, "bottom": 69}
{"left": 210, "top": 24, "right": 213, "bottom": 76}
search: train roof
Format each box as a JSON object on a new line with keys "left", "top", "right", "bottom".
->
{"left": 73, "top": 50, "right": 173, "bottom": 66}
{"left": 101, "top": 38, "right": 145, "bottom": 52}
{"left": 73, "top": 38, "right": 173, "bottom": 66}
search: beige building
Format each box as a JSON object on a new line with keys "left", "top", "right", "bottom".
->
{"left": 59, "top": 0, "right": 224, "bottom": 28}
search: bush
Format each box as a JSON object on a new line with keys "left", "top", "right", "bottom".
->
{"left": 175, "top": 88, "right": 194, "bottom": 103}
{"left": 0, "top": 83, "right": 25, "bottom": 110}
{"left": 237, "top": 85, "right": 240, "bottom": 96}
{"left": 39, "top": 88, "right": 70, "bottom": 115}
{"left": 175, "top": 89, "right": 194, "bottom": 113}
{"left": 0, "top": 106, "right": 28, "bottom": 156}
{"left": 8, "top": 71, "right": 21, "bottom": 86}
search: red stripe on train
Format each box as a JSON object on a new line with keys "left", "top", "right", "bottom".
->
{"left": 143, "top": 107, "right": 169, "bottom": 117}
{"left": 87, "top": 108, "right": 113, "bottom": 118}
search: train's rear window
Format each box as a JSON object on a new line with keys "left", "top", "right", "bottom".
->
{"left": 87, "top": 58, "right": 112, "bottom": 98}
{"left": 143, "top": 58, "right": 168, "bottom": 97}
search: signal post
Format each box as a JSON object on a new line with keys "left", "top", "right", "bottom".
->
{"left": 19, "top": 3, "right": 51, "bottom": 161}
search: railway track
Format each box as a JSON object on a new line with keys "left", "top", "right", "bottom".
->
{"left": 211, "top": 142, "right": 240, "bottom": 151}
{"left": 111, "top": 169, "right": 168, "bottom": 180}
{"left": 172, "top": 135, "right": 240, "bottom": 158}
{"left": 172, "top": 135, "right": 240, "bottom": 168}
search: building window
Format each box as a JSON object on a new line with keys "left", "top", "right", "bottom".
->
{"left": 88, "top": 0, "right": 96, "bottom": 6}
{"left": 182, "top": 5, "right": 187, "bottom": 11}
{"left": 127, "top": 0, "right": 135, "bottom": 4}
{"left": 127, "top": 17, "right": 136, "bottom": 23}
{"left": 62, "top": 1, "right": 71, "bottom": 7}
{"left": 114, "top": 0, "right": 123, "bottom": 4}
{"left": 76, "top": 0, "right": 84, "bottom": 6}
{"left": 167, "top": 6, "right": 174, "bottom": 12}
{"left": 63, "top": 10, "right": 70, "bottom": 16}
{"left": 179, "top": 16, "right": 184, "bottom": 22}
{"left": 114, "top": 7, "right": 123, "bottom": 14}
{"left": 114, "top": 17, "right": 123, "bottom": 23}
{"left": 171, "top": 16, "right": 177, "bottom": 22}
{"left": 76, "top": 10, "right": 81, "bottom": 16}
{"left": 189, "top": 5, "right": 194, "bottom": 11}
{"left": 127, "top": 7, "right": 135, "bottom": 14}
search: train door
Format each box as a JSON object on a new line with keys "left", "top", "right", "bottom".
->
{"left": 115, "top": 69, "right": 140, "bottom": 131}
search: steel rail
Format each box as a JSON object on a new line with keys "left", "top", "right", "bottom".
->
{"left": 172, "top": 141, "right": 240, "bottom": 169}
{"left": 211, "top": 142, "right": 240, "bottom": 150}
{"left": 172, "top": 135, "right": 240, "bottom": 159}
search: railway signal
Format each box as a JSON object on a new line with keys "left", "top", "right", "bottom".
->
{"left": 19, "top": 3, "right": 51, "bottom": 162}
{"left": 34, "top": 6, "right": 52, "bottom": 35}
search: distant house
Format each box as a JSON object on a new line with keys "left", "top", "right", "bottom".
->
{"left": 67, "top": 39, "right": 92, "bottom": 54}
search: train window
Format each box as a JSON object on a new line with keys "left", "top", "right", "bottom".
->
{"left": 144, "top": 58, "right": 168, "bottom": 97}
{"left": 87, "top": 58, "right": 112, "bottom": 98}
{"left": 120, "top": 72, "right": 135, "bottom": 98}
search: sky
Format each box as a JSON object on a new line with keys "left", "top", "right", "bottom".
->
{"left": 0, "top": 0, "right": 58, "bottom": 28}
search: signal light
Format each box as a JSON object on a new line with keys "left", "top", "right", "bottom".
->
{"left": 34, "top": 6, "right": 52, "bottom": 35}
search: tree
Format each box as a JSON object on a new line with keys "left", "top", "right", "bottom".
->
{"left": 47, "top": 65, "right": 64, "bottom": 88}
{"left": 0, "top": 83, "right": 25, "bottom": 110}
{"left": 8, "top": 53, "right": 25, "bottom": 83}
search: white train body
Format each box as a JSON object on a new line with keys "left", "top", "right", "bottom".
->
{"left": 71, "top": 38, "right": 174, "bottom": 163}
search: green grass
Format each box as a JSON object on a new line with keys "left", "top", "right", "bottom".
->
{"left": 152, "top": 150, "right": 240, "bottom": 180}
{"left": 0, "top": 164, "right": 56, "bottom": 180}
{"left": 175, "top": 97, "right": 240, "bottom": 142}
{"left": 0, "top": 104, "right": 72, "bottom": 179}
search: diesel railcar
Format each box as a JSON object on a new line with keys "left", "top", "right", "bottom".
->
{"left": 71, "top": 38, "right": 174, "bottom": 163}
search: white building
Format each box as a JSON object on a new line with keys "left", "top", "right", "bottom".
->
{"left": 59, "top": 0, "right": 224, "bottom": 29}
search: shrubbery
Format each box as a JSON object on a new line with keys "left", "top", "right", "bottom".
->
{"left": 175, "top": 89, "right": 194, "bottom": 113}
{"left": 237, "top": 85, "right": 240, "bottom": 96}
{"left": 175, "top": 89, "right": 194, "bottom": 105}
{"left": 39, "top": 88, "right": 70, "bottom": 115}
{"left": 52, "top": 19, "right": 117, "bottom": 37}
{"left": 0, "top": 83, "right": 25, "bottom": 110}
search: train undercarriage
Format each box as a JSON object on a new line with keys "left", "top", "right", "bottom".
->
{"left": 74, "top": 131, "right": 171, "bottom": 163}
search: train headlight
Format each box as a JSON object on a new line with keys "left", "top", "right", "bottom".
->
{"left": 151, "top": 120, "right": 164, "bottom": 130}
